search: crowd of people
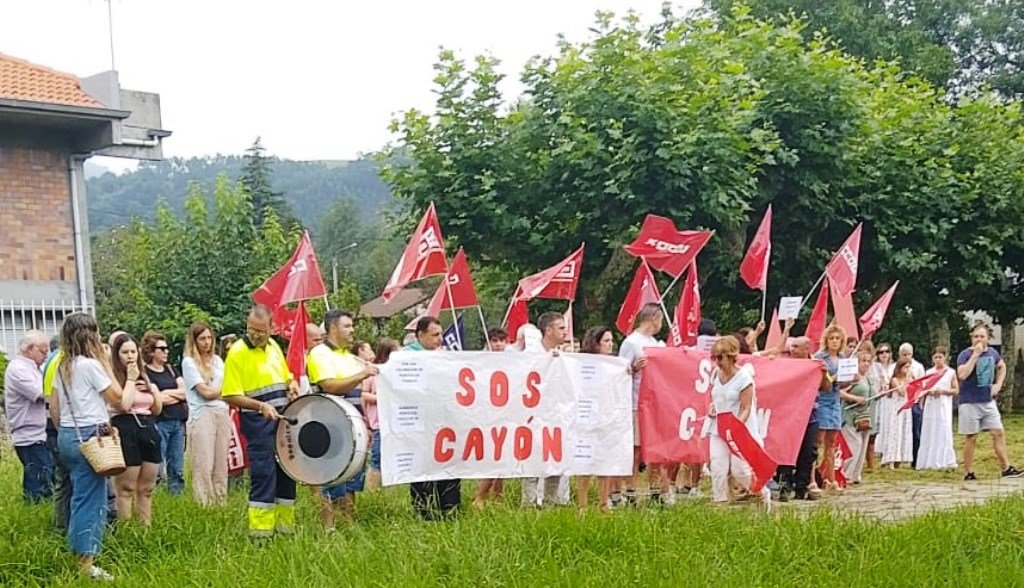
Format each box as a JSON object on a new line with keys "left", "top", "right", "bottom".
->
{"left": 0, "top": 305, "right": 1017, "bottom": 581}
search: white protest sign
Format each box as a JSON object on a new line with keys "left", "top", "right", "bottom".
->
{"left": 778, "top": 296, "right": 803, "bottom": 320}
{"left": 377, "top": 350, "right": 633, "bottom": 485}
{"left": 836, "top": 357, "right": 859, "bottom": 382}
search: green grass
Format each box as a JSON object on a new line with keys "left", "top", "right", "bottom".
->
{"left": 4, "top": 416, "right": 1024, "bottom": 586}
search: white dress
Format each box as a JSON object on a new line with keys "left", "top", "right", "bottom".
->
{"left": 880, "top": 378, "right": 913, "bottom": 465}
{"left": 870, "top": 361, "right": 895, "bottom": 452}
{"left": 916, "top": 367, "right": 957, "bottom": 470}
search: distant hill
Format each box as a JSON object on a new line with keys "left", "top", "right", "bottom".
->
{"left": 85, "top": 155, "right": 392, "bottom": 230}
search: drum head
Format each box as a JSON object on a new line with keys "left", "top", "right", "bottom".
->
{"left": 276, "top": 395, "right": 359, "bottom": 486}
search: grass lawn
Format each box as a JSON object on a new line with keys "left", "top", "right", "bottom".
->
{"left": 3, "top": 415, "right": 1024, "bottom": 586}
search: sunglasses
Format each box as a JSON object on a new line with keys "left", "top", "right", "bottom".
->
{"left": 155, "top": 345, "right": 169, "bottom": 351}
{"left": 877, "top": 349, "right": 890, "bottom": 354}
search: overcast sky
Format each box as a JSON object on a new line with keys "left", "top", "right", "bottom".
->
{"left": 2, "top": 0, "right": 698, "bottom": 168}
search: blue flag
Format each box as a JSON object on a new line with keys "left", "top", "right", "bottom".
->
{"left": 443, "top": 316, "right": 466, "bottom": 351}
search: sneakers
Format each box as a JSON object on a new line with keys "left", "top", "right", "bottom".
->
{"left": 687, "top": 487, "right": 703, "bottom": 498}
{"left": 1002, "top": 466, "right": 1024, "bottom": 478}
{"left": 761, "top": 486, "right": 773, "bottom": 514}
{"left": 649, "top": 491, "right": 663, "bottom": 506}
{"left": 778, "top": 485, "right": 793, "bottom": 503}
{"left": 806, "top": 484, "right": 822, "bottom": 501}
{"left": 609, "top": 491, "right": 623, "bottom": 509}
{"left": 87, "top": 565, "right": 114, "bottom": 581}
{"left": 964, "top": 472, "right": 978, "bottom": 481}
{"left": 664, "top": 489, "right": 677, "bottom": 506}
{"left": 624, "top": 489, "right": 637, "bottom": 506}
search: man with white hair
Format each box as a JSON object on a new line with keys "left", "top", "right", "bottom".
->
{"left": 4, "top": 330, "right": 53, "bottom": 502}
{"left": 899, "top": 343, "right": 925, "bottom": 467}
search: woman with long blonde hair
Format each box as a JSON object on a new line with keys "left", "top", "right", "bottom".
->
{"left": 814, "top": 324, "right": 847, "bottom": 493}
{"left": 181, "top": 321, "right": 231, "bottom": 505}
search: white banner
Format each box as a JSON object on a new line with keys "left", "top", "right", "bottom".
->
{"left": 378, "top": 350, "right": 633, "bottom": 485}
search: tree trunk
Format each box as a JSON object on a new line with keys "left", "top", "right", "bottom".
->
{"left": 926, "top": 313, "right": 951, "bottom": 352}
{"left": 1014, "top": 347, "right": 1024, "bottom": 412}
{"left": 1000, "top": 317, "right": 1019, "bottom": 413}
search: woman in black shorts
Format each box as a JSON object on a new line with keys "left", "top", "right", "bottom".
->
{"left": 110, "top": 333, "right": 163, "bottom": 526}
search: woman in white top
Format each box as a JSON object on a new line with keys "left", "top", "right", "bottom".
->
{"left": 182, "top": 322, "right": 231, "bottom": 505}
{"left": 48, "top": 313, "right": 126, "bottom": 581}
{"left": 880, "top": 358, "right": 915, "bottom": 467}
{"left": 868, "top": 343, "right": 896, "bottom": 467}
{"left": 916, "top": 346, "right": 959, "bottom": 470}
{"left": 706, "top": 336, "right": 770, "bottom": 510}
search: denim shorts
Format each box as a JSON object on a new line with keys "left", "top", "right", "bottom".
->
{"left": 321, "top": 466, "right": 365, "bottom": 500}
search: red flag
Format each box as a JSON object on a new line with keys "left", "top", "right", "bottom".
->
{"left": 669, "top": 263, "right": 701, "bottom": 347}
{"left": 253, "top": 231, "right": 327, "bottom": 309}
{"left": 739, "top": 205, "right": 772, "bottom": 291}
{"left": 830, "top": 279, "right": 859, "bottom": 339}
{"left": 516, "top": 245, "right": 585, "bottom": 301}
{"left": 804, "top": 279, "right": 829, "bottom": 352}
{"left": 716, "top": 412, "right": 777, "bottom": 493}
{"left": 859, "top": 281, "right": 899, "bottom": 340}
{"left": 898, "top": 370, "right": 947, "bottom": 412}
{"left": 382, "top": 202, "right": 449, "bottom": 301}
{"left": 503, "top": 287, "right": 530, "bottom": 342}
{"left": 819, "top": 432, "right": 853, "bottom": 488}
{"left": 615, "top": 260, "right": 662, "bottom": 335}
{"left": 285, "top": 301, "right": 310, "bottom": 380}
{"left": 624, "top": 215, "right": 713, "bottom": 278}
{"left": 423, "top": 248, "right": 479, "bottom": 316}
{"left": 764, "top": 308, "right": 783, "bottom": 351}
{"left": 824, "top": 224, "right": 862, "bottom": 297}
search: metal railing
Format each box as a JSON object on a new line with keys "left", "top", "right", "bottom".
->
{"left": 0, "top": 299, "right": 93, "bottom": 354}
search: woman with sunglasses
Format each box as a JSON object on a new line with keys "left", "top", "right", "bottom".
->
{"left": 706, "top": 336, "right": 770, "bottom": 509}
{"left": 880, "top": 358, "right": 915, "bottom": 468}
{"left": 109, "top": 333, "right": 163, "bottom": 525}
{"left": 142, "top": 331, "right": 188, "bottom": 495}
{"left": 869, "top": 343, "right": 897, "bottom": 469}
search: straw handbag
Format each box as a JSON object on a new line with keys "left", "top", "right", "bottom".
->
{"left": 60, "top": 378, "right": 126, "bottom": 477}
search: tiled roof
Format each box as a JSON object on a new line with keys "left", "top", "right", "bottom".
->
{"left": 0, "top": 53, "right": 104, "bottom": 108}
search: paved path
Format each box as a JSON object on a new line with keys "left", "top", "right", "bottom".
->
{"left": 775, "top": 476, "right": 1024, "bottom": 521}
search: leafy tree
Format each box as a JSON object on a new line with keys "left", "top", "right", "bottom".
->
{"left": 241, "top": 137, "right": 295, "bottom": 228}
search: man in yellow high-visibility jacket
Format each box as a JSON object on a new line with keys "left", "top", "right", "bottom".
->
{"left": 222, "top": 305, "right": 300, "bottom": 537}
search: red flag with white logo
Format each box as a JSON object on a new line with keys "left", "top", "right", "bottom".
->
{"left": 253, "top": 231, "right": 327, "bottom": 309}
{"left": 285, "top": 301, "right": 310, "bottom": 380}
{"left": 624, "top": 215, "right": 713, "bottom": 278}
{"left": 824, "top": 224, "right": 862, "bottom": 297}
{"left": 898, "top": 370, "right": 947, "bottom": 413}
{"left": 424, "top": 248, "right": 479, "bottom": 316}
{"left": 739, "top": 205, "right": 772, "bottom": 291}
{"left": 382, "top": 202, "right": 449, "bottom": 301}
{"left": 669, "top": 262, "right": 701, "bottom": 347}
{"left": 859, "top": 281, "right": 899, "bottom": 341}
{"left": 804, "top": 279, "right": 829, "bottom": 352}
{"left": 515, "top": 244, "right": 585, "bottom": 301}
{"left": 615, "top": 260, "right": 662, "bottom": 335}
{"left": 716, "top": 412, "right": 778, "bottom": 493}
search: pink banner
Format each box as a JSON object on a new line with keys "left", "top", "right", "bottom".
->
{"left": 638, "top": 348, "right": 821, "bottom": 466}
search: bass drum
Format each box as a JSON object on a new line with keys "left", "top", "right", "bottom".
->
{"left": 275, "top": 394, "right": 369, "bottom": 487}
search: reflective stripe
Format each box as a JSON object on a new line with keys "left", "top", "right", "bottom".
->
{"left": 275, "top": 498, "right": 295, "bottom": 506}
{"left": 249, "top": 501, "right": 274, "bottom": 509}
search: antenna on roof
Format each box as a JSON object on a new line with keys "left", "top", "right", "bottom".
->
{"left": 105, "top": 0, "right": 116, "bottom": 70}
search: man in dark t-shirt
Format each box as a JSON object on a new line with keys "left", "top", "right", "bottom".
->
{"left": 957, "top": 324, "right": 1022, "bottom": 480}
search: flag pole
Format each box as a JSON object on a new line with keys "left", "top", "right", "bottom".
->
{"left": 760, "top": 289, "right": 767, "bottom": 323}
{"left": 476, "top": 305, "right": 492, "bottom": 351}
{"left": 566, "top": 300, "right": 575, "bottom": 349}
{"left": 443, "top": 275, "right": 463, "bottom": 350}
{"left": 322, "top": 294, "right": 331, "bottom": 312}
{"left": 798, "top": 270, "right": 828, "bottom": 314}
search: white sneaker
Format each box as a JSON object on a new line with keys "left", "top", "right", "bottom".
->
{"left": 687, "top": 487, "right": 703, "bottom": 498}
{"left": 88, "top": 565, "right": 114, "bottom": 581}
{"left": 664, "top": 489, "right": 677, "bottom": 506}
{"left": 761, "top": 486, "right": 772, "bottom": 514}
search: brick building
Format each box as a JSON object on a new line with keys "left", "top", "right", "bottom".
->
{"left": 0, "top": 53, "right": 169, "bottom": 351}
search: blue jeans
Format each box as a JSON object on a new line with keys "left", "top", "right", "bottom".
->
{"left": 15, "top": 441, "right": 54, "bottom": 503}
{"left": 370, "top": 429, "right": 381, "bottom": 470}
{"left": 157, "top": 419, "right": 186, "bottom": 494}
{"left": 57, "top": 426, "right": 108, "bottom": 557}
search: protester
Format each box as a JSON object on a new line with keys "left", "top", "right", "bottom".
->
{"left": 109, "top": 333, "right": 163, "bottom": 525}
{"left": 957, "top": 324, "right": 1022, "bottom": 479}
{"left": 142, "top": 331, "right": 187, "bottom": 495}
{"left": 868, "top": 342, "right": 896, "bottom": 469}
{"left": 4, "top": 330, "right": 53, "bottom": 503}
{"left": 617, "top": 303, "right": 669, "bottom": 505}
{"left": 706, "top": 336, "right": 770, "bottom": 510}
{"left": 813, "top": 325, "right": 846, "bottom": 494}
{"left": 222, "top": 306, "right": 301, "bottom": 537}
{"left": 182, "top": 322, "right": 231, "bottom": 505}
{"left": 363, "top": 338, "right": 398, "bottom": 491}
{"left": 521, "top": 311, "right": 572, "bottom": 508}
{"left": 42, "top": 345, "right": 74, "bottom": 530}
{"left": 916, "top": 346, "right": 958, "bottom": 470}
{"left": 776, "top": 336, "right": 820, "bottom": 501}
{"left": 405, "top": 316, "right": 461, "bottom": 519}
{"left": 845, "top": 336, "right": 859, "bottom": 356}
{"left": 839, "top": 350, "right": 872, "bottom": 484}
{"left": 880, "top": 358, "right": 914, "bottom": 468}
{"left": 473, "top": 329, "right": 510, "bottom": 508}
{"left": 899, "top": 343, "right": 926, "bottom": 467}
{"left": 48, "top": 313, "right": 125, "bottom": 580}
{"left": 576, "top": 326, "right": 617, "bottom": 511}
{"left": 307, "top": 311, "right": 379, "bottom": 530}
